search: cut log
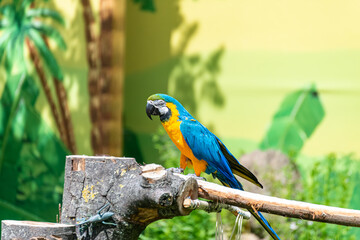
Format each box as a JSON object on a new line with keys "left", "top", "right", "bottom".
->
{"left": 60, "top": 155, "right": 198, "bottom": 239}
{"left": 1, "top": 220, "right": 76, "bottom": 239}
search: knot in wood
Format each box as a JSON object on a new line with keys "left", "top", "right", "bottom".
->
{"left": 141, "top": 164, "right": 167, "bottom": 183}
{"left": 158, "top": 193, "right": 173, "bottom": 207}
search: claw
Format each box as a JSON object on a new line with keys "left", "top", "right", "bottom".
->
{"left": 187, "top": 173, "right": 207, "bottom": 181}
{"left": 169, "top": 167, "right": 184, "bottom": 174}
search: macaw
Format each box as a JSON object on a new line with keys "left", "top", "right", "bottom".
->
{"left": 146, "top": 93, "right": 280, "bottom": 240}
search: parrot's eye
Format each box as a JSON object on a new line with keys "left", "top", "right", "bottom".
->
{"left": 154, "top": 99, "right": 166, "bottom": 107}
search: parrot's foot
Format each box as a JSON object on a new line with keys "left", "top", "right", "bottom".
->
{"left": 168, "top": 167, "right": 184, "bottom": 174}
{"left": 187, "top": 174, "right": 207, "bottom": 181}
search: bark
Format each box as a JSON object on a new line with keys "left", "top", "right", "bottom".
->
{"left": 54, "top": 78, "right": 77, "bottom": 154}
{"left": 98, "top": 0, "right": 125, "bottom": 155}
{"left": 1, "top": 220, "right": 76, "bottom": 239}
{"left": 26, "top": 38, "right": 67, "bottom": 146}
{"left": 80, "top": 0, "right": 103, "bottom": 154}
{"left": 176, "top": 173, "right": 360, "bottom": 227}
{"left": 61, "top": 155, "right": 197, "bottom": 239}
{"left": 81, "top": 0, "right": 125, "bottom": 156}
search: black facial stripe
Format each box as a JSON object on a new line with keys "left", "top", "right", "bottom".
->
{"left": 160, "top": 107, "right": 171, "bottom": 122}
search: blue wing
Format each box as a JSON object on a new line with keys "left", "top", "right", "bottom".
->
{"left": 179, "top": 119, "right": 281, "bottom": 240}
{"left": 179, "top": 119, "right": 243, "bottom": 189}
{"left": 179, "top": 118, "right": 262, "bottom": 189}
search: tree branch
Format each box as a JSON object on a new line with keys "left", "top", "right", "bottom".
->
{"left": 3, "top": 156, "right": 359, "bottom": 240}
{"left": 176, "top": 173, "right": 360, "bottom": 227}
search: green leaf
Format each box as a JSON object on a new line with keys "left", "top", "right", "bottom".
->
{"left": 133, "top": 0, "right": 156, "bottom": 12}
{"left": 260, "top": 84, "right": 325, "bottom": 154}
{"left": 0, "top": 73, "right": 26, "bottom": 173}
{"left": 0, "top": 4, "right": 15, "bottom": 19}
{"left": 21, "top": 0, "right": 35, "bottom": 10}
{"left": 24, "top": 99, "right": 69, "bottom": 175}
{"left": 4, "top": 29, "right": 19, "bottom": 72}
{"left": 0, "top": 199, "right": 45, "bottom": 221}
{"left": 0, "top": 73, "right": 67, "bottom": 226}
{"left": 27, "top": 29, "right": 63, "bottom": 80}
{"left": 26, "top": 8, "right": 65, "bottom": 26}
{"left": 0, "top": 29, "right": 13, "bottom": 61}
{"left": 27, "top": 21, "right": 66, "bottom": 49}
{"left": 0, "top": 18, "right": 11, "bottom": 28}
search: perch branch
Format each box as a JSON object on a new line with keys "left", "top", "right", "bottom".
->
{"left": 176, "top": 174, "right": 360, "bottom": 227}
{"left": 183, "top": 198, "right": 251, "bottom": 219}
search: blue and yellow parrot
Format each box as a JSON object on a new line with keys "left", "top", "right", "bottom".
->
{"left": 146, "top": 93, "right": 280, "bottom": 240}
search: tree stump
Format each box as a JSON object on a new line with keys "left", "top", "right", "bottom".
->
{"left": 61, "top": 155, "right": 198, "bottom": 239}
{"left": 1, "top": 220, "right": 76, "bottom": 239}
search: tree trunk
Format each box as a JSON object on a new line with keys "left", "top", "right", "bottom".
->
{"left": 60, "top": 155, "right": 197, "bottom": 239}
{"left": 98, "top": 0, "right": 125, "bottom": 156}
{"left": 81, "top": 0, "right": 125, "bottom": 156}
{"left": 26, "top": 38, "right": 67, "bottom": 146}
{"left": 53, "top": 79, "right": 76, "bottom": 154}
{"left": 81, "top": 0, "right": 103, "bottom": 154}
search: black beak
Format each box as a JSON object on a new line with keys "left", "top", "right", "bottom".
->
{"left": 146, "top": 101, "right": 158, "bottom": 120}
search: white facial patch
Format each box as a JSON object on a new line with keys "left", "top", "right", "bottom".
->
{"left": 153, "top": 99, "right": 169, "bottom": 116}
{"left": 159, "top": 106, "right": 169, "bottom": 115}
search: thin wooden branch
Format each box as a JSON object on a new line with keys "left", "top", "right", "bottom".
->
{"left": 183, "top": 198, "right": 251, "bottom": 219}
{"left": 175, "top": 174, "right": 360, "bottom": 227}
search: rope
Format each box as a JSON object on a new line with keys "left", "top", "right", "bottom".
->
{"left": 215, "top": 211, "right": 224, "bottom": 240}
{"left": 229, "top": 211, "right": 243, "bottom": 240}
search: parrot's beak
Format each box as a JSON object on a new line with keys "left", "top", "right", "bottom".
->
{"left": 146, "top": 101, "right": 159, "bottom": 120}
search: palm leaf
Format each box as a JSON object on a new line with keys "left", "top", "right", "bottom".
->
{"left": 21, "top": 0, "right": 35, "bottom": 9}
{"left": 0, "top": 73, "right": 26, "bottom": 173}
{"left": 0, "top": 4, "right": 14, "bottom": 17}
{"left": 27, "top": 21, "right": 66, "bottom": 49}
{"left": 0, "top": 73, "right": 67, "bottom": 224}
{"left": 0, "top": 199, "right": 45, "bottom": 221}
{"left": 0, "top": 18, "right": 11, "bottom": 28}
{"left": 27, "top": 29, "right": 63, "bottom": 80}
{"left": 14, "top": 30, "right": 25, "bottom": 69}
{"left": 260, "top": 84, "right": 325, "bottom": 154}
{"left": 4, "top": 29, "right": 20, "bottom": 72}
{"left": 0, "top": 29, "right": 13, "bottom": 61}
{"left": 26, "top": 8, "right": 65, "bottom": 26}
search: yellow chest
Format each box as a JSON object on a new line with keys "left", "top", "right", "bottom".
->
{"left": 161, "top": 103, "right": 208, "bottom": 176}
{"left": 161, "top": 106, "right": 193, "bottom": 157}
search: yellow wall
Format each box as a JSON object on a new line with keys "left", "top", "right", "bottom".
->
{"left": 31, "top": 0, "right": 95, "bottom": 155}
{"left": 2, "top": 0, "right": 359, "bottom": 157}
{"left": 125, "top": 0, "right": 360, "bottom": 157}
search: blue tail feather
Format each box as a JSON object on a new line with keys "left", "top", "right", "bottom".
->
{"left": 218, "top": 176, "right": 280, "bottom": 240}
{"left": 249, "top": 208, "right": 280, "bottom": 240}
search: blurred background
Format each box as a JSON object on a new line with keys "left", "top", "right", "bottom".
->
{"left": 1, "top": 0, "right": 360, "bottom": 239}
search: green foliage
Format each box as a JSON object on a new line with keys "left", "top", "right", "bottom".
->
{"left": 260, "top": 84, "right": 325, "bottom": 154}
{"left": 0, "top": 73, "right": 68, "bottom": 224}
{"left": 152, "top": 126, "right": 195, "bottom": 175}
{"left": 139, "top": 127, "right": 217, "bottom": 239}
{"left": 169, "top": 46, "right": 225, "bottom": 117}
{"left": 152, "top": 127, "right": 180, "bottom": 169}
{"left": 148, "top": 125, "right": 359, "bottom": 239}
{"left": 133, "top": 0, "right": 156, "bottom": 12}
{"left": 0, "top": 0, "right": 66, "bottom": 78}
{"left": 273, "top": 154, "right": 358, "bottom": 239}
{"left": 0, "top": 1, "right": 68, "bottom": 227}
{"left": 140, "top": 211, "right": 216, "bottom": 240}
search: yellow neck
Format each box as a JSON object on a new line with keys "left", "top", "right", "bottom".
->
{"left": 161, "top": 102, "right": 208, "bottom": 176}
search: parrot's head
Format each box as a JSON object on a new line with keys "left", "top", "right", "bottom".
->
{"left": 146, "top": 94, "right": 181, "bottom": 121}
